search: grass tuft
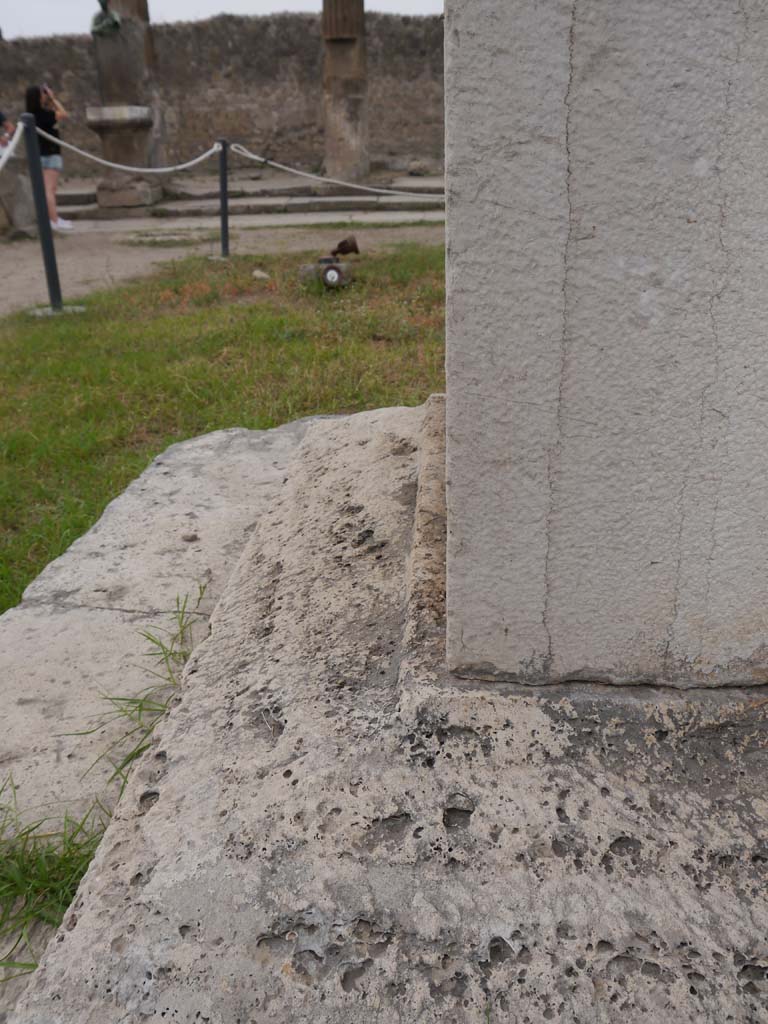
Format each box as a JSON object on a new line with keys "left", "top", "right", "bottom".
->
{"left": 75, "top": 585, "right": 206, "bottom": 793}
{"left": 0, "top": 585, "right": 205, "bottom": 980}
{"left": 0, "top": 778, "right": 108, "bottom": 980}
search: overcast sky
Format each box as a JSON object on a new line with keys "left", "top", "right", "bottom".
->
{"left": 3, "top": 1, "right": 442, "bottom": 40}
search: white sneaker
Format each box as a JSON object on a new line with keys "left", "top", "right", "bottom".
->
{"left": 51, "top": 218, "right": 73, "bottom": 232}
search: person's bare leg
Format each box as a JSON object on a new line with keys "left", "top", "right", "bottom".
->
{"left": 43, "top": 168, "right": 59, "bottom": 223}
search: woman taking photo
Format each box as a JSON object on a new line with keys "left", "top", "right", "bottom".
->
{"left": 25, "top": 84, "right": 72, "bottom": 233}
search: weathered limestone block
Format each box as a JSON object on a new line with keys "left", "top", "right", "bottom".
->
{"left": 0, "top": 422, "right": 316, "bottom": 1021}
{"left": 445, "top": 0, "right": 768, "bottom": 687}
{"left": 11, "top": 399, "right": 768, "bottom": 1024}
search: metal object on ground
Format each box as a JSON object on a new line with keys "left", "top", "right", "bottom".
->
{"left": 300, "top": 235, "right": 360, "bottom": 289}
{"left": 321, "top": 263, "right": 344, "bottom": 288}
{"left": 299, "top": 259, "right": 352, "bottom": 289}
{"left": 318, "top": 256, "right": 351, "bottom": 288}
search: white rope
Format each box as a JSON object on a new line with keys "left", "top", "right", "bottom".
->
{"left": 229, "top": 143, "right": 445, "bottom": 200}
{"left": 0, "top": 124, "right": 24, "bottom": 174}
{"left": 29, "top": 127, "right": 443, "bottom": 198}
{"left": 34, "top": 127, "right": 221, "bottom": 174}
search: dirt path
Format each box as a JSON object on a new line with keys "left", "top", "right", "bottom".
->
{"left": 0, "top": 216, "right": 445, "bottom": 316}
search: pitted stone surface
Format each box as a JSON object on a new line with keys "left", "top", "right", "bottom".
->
{"left": 0, "top": 421, "right": 320, "bottom": 1019}
{"left": 445, "top": 0, "right": 768, "bottom": 686}
{"left": 0, "top": 421, "right": 319, "bottom": 838}
{"left": 11, "top": 400, "right": 768, "bottom": 1023}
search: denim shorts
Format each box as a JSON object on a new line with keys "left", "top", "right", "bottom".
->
{"left": 40, "top": 154, "right": 63, "bottom": 171}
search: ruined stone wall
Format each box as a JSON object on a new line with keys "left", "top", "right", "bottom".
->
{"left": 0, "top": 13, "right": 444, "bottom": 178}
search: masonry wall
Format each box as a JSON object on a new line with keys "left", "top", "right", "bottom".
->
{"left": 0, "top": 12, "right": 444, "bottom": 178}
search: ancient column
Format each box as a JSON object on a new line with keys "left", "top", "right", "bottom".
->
{"left": 445, "top": 0, "right": 768, "bottom": 688}
{"left": 322, "top": 0, "right": 369, "bottom": 181}
{"left": 88, "top": 0, "right": 164, "bottom": 207}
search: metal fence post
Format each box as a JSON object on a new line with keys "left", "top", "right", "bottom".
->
{"left": 218, "top": 139, "right": 230, "bottom": 259}
{"left": 21, "top": 113, "right": 63, "bottom": 312}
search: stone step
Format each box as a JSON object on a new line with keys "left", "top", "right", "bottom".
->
{"left": 58, "top": 176, "right": 444, "bottom": 213}
{"left": 153, "top": 194, "right": 444, "bottom": 218}
{"left": 58, "top": 186, "right": 444, "bottom": 210}
{"left": 58, "top": 188, "right": 97, "bottom": 207}
{"left": 164, "top": 177, "right": 444, "bottom": 202}
{"left": 64, "top": 193, "right": 445, "bottom": 221}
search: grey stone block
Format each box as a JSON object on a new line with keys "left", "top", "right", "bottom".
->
{"left": 0, "top": 162, "right": 36, "bottom": 238}
{"left": 96, "top": 175, "right": 162, "bottom": 209}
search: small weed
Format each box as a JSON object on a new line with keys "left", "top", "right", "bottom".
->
{"left": 76, "top": 584, "right": 206, "bottom": 794}
{"left": 0, "top": 585, "right": 206, "bottom": 981}
{"left": 0, "top": 777, "right": 108, "bottom": 980}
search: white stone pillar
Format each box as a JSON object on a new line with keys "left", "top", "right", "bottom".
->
{"left": 445, "top": 0, "right": 768, "bottom": 688}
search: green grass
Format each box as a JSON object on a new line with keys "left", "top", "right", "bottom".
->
{"left": 0, "top": 243, "right": 445, "bottom": 612}
{"left": 77, "top": 585, "right": 206, "bottom": 795}
{"left": 0, "top": 778, "right": 108, "bottom": 979}
{"left": 0, "top": 585, "right": 205, "bottom": 978}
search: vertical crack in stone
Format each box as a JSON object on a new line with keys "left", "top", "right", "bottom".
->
{"left": 663, "top": 477, "right": 689, "bottom": 675}
{"left": 698, "top": 3, "right": 746, "bottom": 654}
{"left": 542, "top": 0, "right": 577, "bottom": 671}
{"left": 701, "top": 289, "right": 727, "bottom": 654}
{"left": 667, "top": 6, "right": 745, "bottom": 669}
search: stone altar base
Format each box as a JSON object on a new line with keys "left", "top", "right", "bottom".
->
{"left": 11, "top": 398, "right": 768, "bottom": 1023}
{"left": 87, "top": 106, "right": 162, "bottom": 210}
{"left": 95, "top": 173, "right": 162, "bottom": 209}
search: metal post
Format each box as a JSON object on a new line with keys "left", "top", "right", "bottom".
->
{"left": 21, "top": 113, "right": 63, "bottom": 312}
{"left": 218, "top": 139, "right": 230, "bottom": 259}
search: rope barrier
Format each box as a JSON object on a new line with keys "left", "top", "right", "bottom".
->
{"left": 34, "top": 127, "right": 221, "bottom": 174}
{"left": 0, "top": 124, "right": 24, "bottom": 174}
{"left": 229, "top": 143, "right": 445, "bottom": 200}
{"left": 30, "top": 128, "right": 444, "bottom": 200}
{"left": 11, "top": 121, "right": 444, "bottom": 312}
